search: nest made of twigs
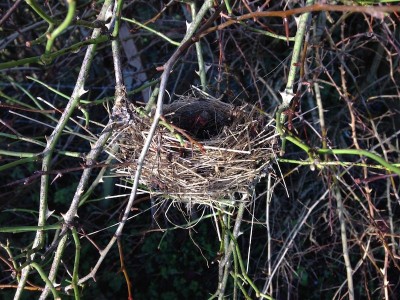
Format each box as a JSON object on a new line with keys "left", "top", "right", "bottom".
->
{"left": 115, "top": 94, "right": 277, "bottom": 204}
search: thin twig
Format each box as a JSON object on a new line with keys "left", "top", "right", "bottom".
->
{"left": 334, "top": 185, "right": 354, "bottom": 300}
{"left": 0, "top": 0, "right": 23, "bottom": 27}
{"left": 261, "top": 191, "right": 327, "bottom": 294}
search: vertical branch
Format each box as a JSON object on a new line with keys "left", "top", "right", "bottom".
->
{"left": 190, "top": 2, "right": 207, "bottom": 90}
{"left": 334, "top": 185, "right": 354, "bottom": 300}
{"left": 383, "top": 250, "right": 389, "bottom": 300}
{"left": 71, "top": 227, "right": 82, "bottom": 300}
{"left": 45, "top": 0, "right": 76, "bottom": 54}
{"left": 118, "top": 238, "right": 133, "bottom": 300}
{"left": 265, "top": 173, "right": 273, "bottom": 295}
{"left": 38, "top": 235, "right": 67, "bottom": 300}
{"left": 111, "top": 0, "right": 127, "bottom": 103}
{"left": 276, "top": 0, "right": 314, "bottom": 154}
{"left": 311, "top": 13, "right": 327, "bottom": 150}
{"left": 217, "top": 200, "right": 246, "bottom": 300}
{"left": 283, "top": 0, "right": 314, "bottom": 98}
{"left": 386, "top": 179, "right": 398, "bottom": 256}
{"left": 314, "top": 82, "right": 326, "bottom": 148}
{"left": 216, "top": 208, "right": 230, "bottom": 300}
{"left": 30, "top": 263, "right": 60, "bottom": 299}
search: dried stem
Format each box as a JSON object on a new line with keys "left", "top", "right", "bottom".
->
{"left": 334, "top": 185, "right": 354, "bottom": 300}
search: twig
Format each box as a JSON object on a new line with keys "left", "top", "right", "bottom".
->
{"left": 200, "top": 4, "right": 400, "bottom": 38}
{"left": 276, "top": 0, "right": 314, "bottom": 155}
{"left": 71, "top": 228, "right": 82, "bottom": 300}
{"left": 261, "top": 191, "right": 327, "bottom": 294}
{"left": 265, "top": 173, "right": 273, "bottom": 296}
{"left": 118, "top": 238, "right": 133, "bottom": 300}
{"left": 0, "top": 0, "right": 23, "bottom": 27}
{"left": 190, "top": 2, "right": 207, "bottom": 90}
{"left": 45, "top": 0, "right": 76, "bottom": 54}
{"left": 30, "top": 262, "right": 60, "bottom": 299}
{"left": 334, "top": 185, "right": 354, "bottom": 300}
{"left": 275, "top": 107, "right": 400, "bottom": 176}
{"left": 159, "top": 116, "right": 206, "bottom": 153}
{"left": 0, "top": 35, "right": 110, "bottom": 70}
{"left": 122, "top": 17, "right": 180, "bottom": 46}
{"left": 215, "top": 200, "right": 246, "bottom": 300}
{"left": 25, "top": 0, "right": 56, "bottom": 26}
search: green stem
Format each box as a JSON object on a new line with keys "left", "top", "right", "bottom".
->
{"left": 71, "top": 227, "right": 81, "bottom": 300}
{"left": 0, "top": 150, "right": 37, "bottom": 158}
{"left": 276, "top": 109, "right": 400, "bottom": 176}
{"left": 111, "top": 0, "right": 124, "bottom": 38}
{"left": 318, "top": 148, "right": 400, "bottom": 176}
{"left": 45, "top": 34, "right": 109, "bottom": 62}
{"left": 0, "top": 224, "right": 61, "bottom": 233}
{"left": 144, "top": 83, "right": 160, "bottom": 112}
{"left": 277, "top": 158, "right": 400, "bottom": 169}
{"left": 0, "top": 156, "right": 37, "bottom": 172}
{"left": 45, "top": 0, "right": 76, "bottom": 54}
{"left": 26, "top": 0, "right": 55, "bottom": 26}
{"left": 0, "top": 35, "right": 109, "bottom": 70}
{"left": 285, "top": 0, "right": 314, "bottom": 96}
{"left": 122, "top": 17, "right": 180, "bottom": 46}
{"left": 190, "top": 2, "right": 207, "bottom": 89}
{"left": 276, "top": 0, "right": 314, "bottom": 154}
{"left": 0, "top": 56, "right": 42, "bottom": 69}
{"left": 30, "top": 262, "right": 60, "bottom": 299}
{"left": 242, "top": 23, "right": 296, "bottom": 42}
{"left": 223, "top": 0, "right": 233, "bottom": 15}
{"left": 230, "top": 271, "right": 252, "bottom": 300}
{"left": 0, "top": 241, "right": 20, "bottom": 281}
{"left": 229, "top": 231, "right": 273, "bottom": 299}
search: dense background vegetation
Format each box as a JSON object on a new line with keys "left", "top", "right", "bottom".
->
{"left": 1, "top": 1, "right": 400, "bottom": 299}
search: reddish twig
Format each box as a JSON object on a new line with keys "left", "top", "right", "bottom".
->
{"left": 160, "top": 115, "right": 206, "bottom": 154}
{"left": 199, "top": 4, "right": 400, "bottom": 38}
{"left": 117, "top": 238, "right": 133, "bottom": 300}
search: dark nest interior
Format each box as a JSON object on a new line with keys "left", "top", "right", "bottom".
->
{"left": 115, "top": 94, "right": 278, "bottom": 204}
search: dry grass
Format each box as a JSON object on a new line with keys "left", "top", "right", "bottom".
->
{"left": 116, "top": 93, "right": 277, "bottom": 205}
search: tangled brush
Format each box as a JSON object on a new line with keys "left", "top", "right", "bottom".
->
{"left": 115, "top": 93, "right": 277, "bottom": 205}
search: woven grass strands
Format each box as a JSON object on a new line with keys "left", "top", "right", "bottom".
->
{"left": 116, "top": 92, "right": 277, "bottom": 204}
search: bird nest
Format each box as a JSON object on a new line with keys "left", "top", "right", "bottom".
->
{"left": 114, "top": 94, "right": 277, "bottom": 204}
